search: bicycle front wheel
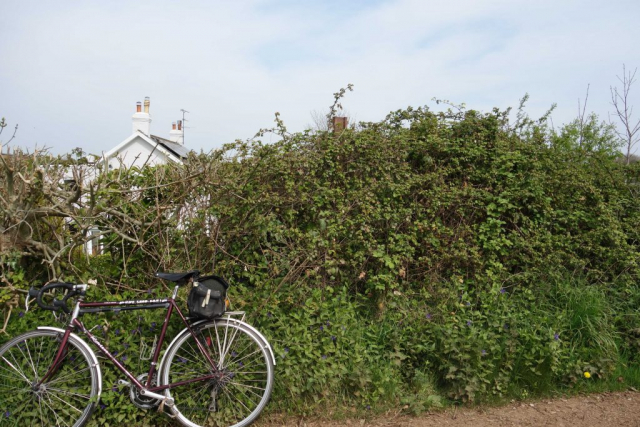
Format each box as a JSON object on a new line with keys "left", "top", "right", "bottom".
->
{"left": 161, "top": 319, "right": 274, "bottom": 427}
{"left": 0, "top": 329, "right": 100, "bottom": 427}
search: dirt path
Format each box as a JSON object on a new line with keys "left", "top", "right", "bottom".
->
{"left": 261, "top": 391, "right": 640, "bottom": 427}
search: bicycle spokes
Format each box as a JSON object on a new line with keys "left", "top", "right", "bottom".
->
{"left": 0, "top": 331, "right": 98, "bottom": 427}
{"left": 162, "top": 319, "right": 274, "bottom": 427}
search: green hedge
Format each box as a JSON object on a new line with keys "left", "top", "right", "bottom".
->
{"left": 2, "top": 103, "right": 640, "bottom": 424}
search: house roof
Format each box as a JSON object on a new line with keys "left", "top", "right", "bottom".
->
{"left": 150, "top": 135, "right": 190, "bottom": 159}
{"left": 102, "top": 131, "right": 190, "bottom": 164}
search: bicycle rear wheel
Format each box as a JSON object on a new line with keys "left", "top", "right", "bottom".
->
{"left": 161, "top": 319, "right": 274, "bottom": 427}
{"left": 0, "top": 330, "right": 99, "bottom": 427}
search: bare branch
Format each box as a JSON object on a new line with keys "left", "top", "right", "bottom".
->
{"left": 578, "top": 84, "right": 590, "bottom": 147}
{"left": 610, "top": 64, "right": 640, "bottom": 164}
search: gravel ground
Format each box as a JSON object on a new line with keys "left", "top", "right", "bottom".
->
{"left": 259, "top": 391, "right": 640, "bottom": 427}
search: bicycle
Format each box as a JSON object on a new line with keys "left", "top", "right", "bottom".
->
{"left": 0, "top": 270, "right": 275, "bottom": 427}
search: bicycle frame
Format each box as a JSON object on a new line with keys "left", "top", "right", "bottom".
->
{"left": 37, "top": 285, "right": 219, "bottom": 395}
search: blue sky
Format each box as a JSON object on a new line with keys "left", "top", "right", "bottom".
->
{"left": 1, "top": 0, "right": 639, "bottom": 155}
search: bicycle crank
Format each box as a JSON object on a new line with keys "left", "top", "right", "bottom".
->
{"left": 129, "top": 374, "right": 161, "bottom": 409}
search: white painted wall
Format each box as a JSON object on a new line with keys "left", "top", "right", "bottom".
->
{"left": 132, "top": 112, "right": 151, "bottom": 136}
{"left": 169, "top": 127, "right": 184, "bottom": 144}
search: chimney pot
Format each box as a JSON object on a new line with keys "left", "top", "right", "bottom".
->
{"left": 169, "top": 119, "right": 184, "bottom": 144}
{"left": 132, "top": 97, "right": 151, "bottom": 135}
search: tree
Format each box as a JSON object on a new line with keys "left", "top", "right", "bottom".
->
{"left": 610, "top": 65, "right": 640, "bottom": 164}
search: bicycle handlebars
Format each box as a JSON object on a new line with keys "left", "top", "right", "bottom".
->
{"left": 28, "top": 283, "right": 88, "bottom": 314}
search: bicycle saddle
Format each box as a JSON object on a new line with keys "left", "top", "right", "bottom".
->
{"left": 155, "top": 270, "right": 200, "bottom": 284}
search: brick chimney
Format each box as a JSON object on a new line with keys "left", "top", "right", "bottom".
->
{"left": 132, "top": 97, "right": 151, "bottom": 136}
{"left": 169, "top": 119, "right": 184, "bottom": 144}
{"left": 332, "top": 116, "right": 348, "bottom": 133}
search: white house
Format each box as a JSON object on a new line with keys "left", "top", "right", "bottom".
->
{"left": 86, "top": 97, "right": 192, "bottom": 254}
{"left": 103, "top": 97, "right": 191, "bottom": 170}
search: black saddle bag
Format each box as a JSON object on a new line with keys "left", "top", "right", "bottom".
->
{"left": 187, "top": 275, "right": 229, "bottom": 319}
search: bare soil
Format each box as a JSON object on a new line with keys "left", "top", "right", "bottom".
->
{"left": 261, "top": 391, "right": 640, "bottom": 427}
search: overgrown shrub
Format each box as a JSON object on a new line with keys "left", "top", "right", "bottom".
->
{"left": 1, "top": 101, "right": 639, "bottom": 423}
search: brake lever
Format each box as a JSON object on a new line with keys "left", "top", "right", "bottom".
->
{"left": 25, "top": 287, "right": 40, "bottom": 313}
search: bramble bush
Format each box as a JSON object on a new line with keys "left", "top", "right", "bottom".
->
{"left": 1, "top": 99, "right": 639, "bottom": 423}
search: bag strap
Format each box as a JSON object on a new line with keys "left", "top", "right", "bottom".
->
{"left": 202, "top": 289, "right": 211, "bottom": 308}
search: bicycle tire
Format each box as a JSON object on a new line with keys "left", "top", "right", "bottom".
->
{"left": 0, "top": 329, "right": 100, "bottom": 427}
{"left": 160, "top": 319, "right": 274, "bottom": 427}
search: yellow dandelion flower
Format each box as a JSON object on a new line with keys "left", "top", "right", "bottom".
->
{"left": 584, "top": 372, "right": 591, "bottom": 379}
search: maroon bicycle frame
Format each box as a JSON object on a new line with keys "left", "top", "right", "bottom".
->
{"left": 38, "top": 296, "right": 220, "bottom": 393}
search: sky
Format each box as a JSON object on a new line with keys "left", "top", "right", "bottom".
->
{"left": 1, "top": 0, "right": 639, "bottom": 155}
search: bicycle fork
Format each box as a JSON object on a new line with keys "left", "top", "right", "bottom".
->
{"left": 34, "top": 329, "right": 72, "bottom": 389}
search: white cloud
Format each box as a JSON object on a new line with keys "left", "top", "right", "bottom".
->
{"left": 1, "top": 0, "right": 638, "bottom": 154}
